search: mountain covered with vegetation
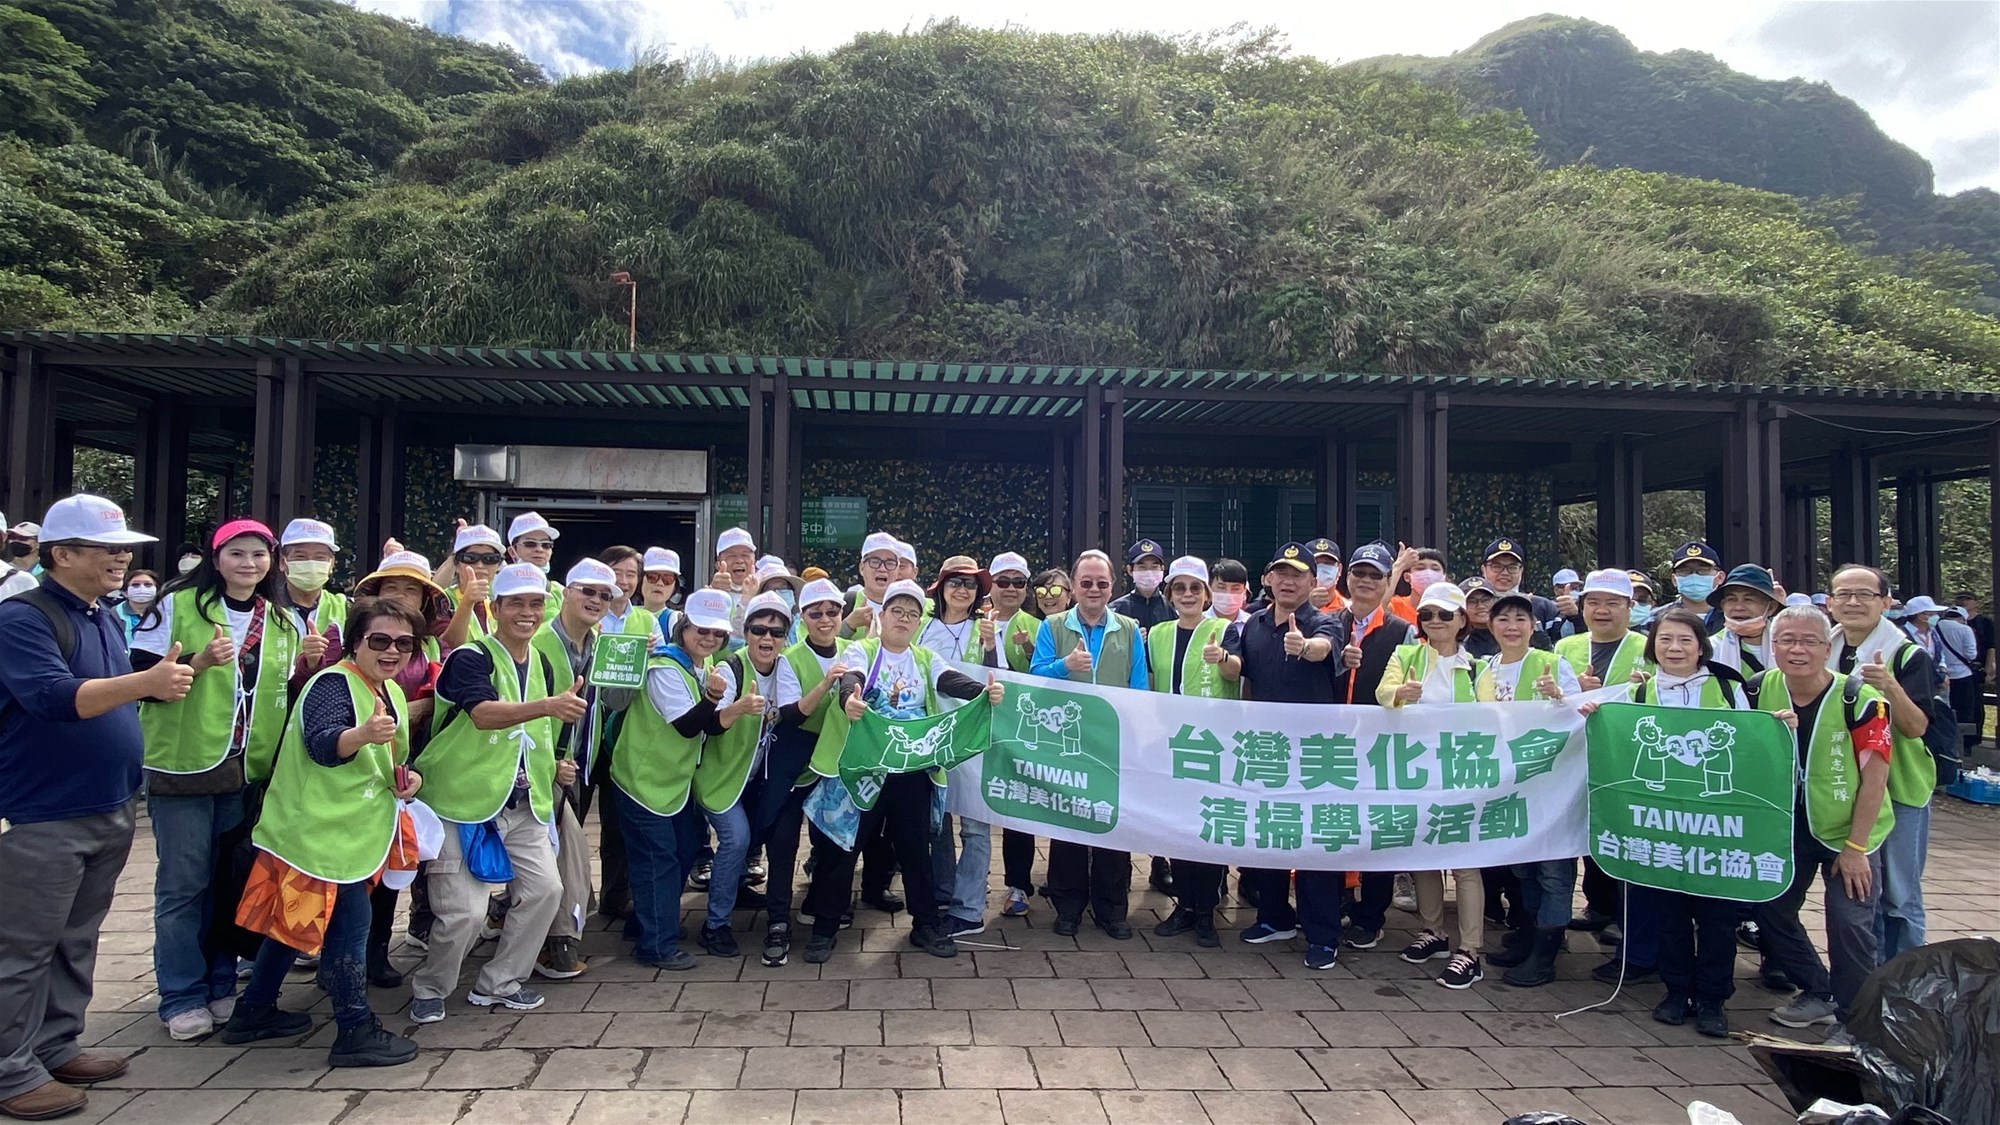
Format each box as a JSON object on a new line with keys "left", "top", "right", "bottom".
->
{"left": 1349, "top": 15, "right": 2000, "bottom": 309}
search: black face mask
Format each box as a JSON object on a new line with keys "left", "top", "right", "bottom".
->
{"left": 3, "top": 542, "right": 32, "bottom": 559}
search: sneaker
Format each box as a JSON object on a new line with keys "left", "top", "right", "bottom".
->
{"left": 206, "top": 996, "right": 237, "bottom": 1022}
{"left": 1346, "top": 928, "right": 1382, "bottom": 950}
{"left": 329, "top": 1017, "right": 419, "bottom": 1068}
{"left": 468, "top": 986, "right": 546, "bottom": 1012}
{"left": 164, "top": 1008, "right": 214, "bottom": 1041}
{"left": 1736, "top": 920, "right": 1762, "bottom": 950}
{"left": 762, "top": 923, "right": 793, "bottom": 967}
{"left": 534, "top": 937, "right": 587, "bottom": 980}
{"left": 1303, "top": 944, "right": 1339, "bottom": 970}
{"left": 745, "top": 860, "right": 768, "bottom": 886}
{"left": 1391, "top": 872, "right": 1417, "bottom": 912}
{"left": 1239, "top": 922, "right": 1296, "bottom": 944}
{"left": 1598, "top": 922, "right": 1623, "bottom": 947}
{"left": 942, "top": 916, "right": 986, "bottom": 939}
{"left": 908, "top": 926, "right": 958, "bottom": 958}
{"left": 1653, "top": 992, "right": 1693, "bottom": 1027}
{"left": 1399, "top": 930, "right": 1450, "bottom": 964}
{"left": 1695, "top": 999, "right": 1730, "bottom": 1038}
{"left": 1155, "top": 906, "right": 1202, "bottom": 938}
{"left": 1194, "top": 915, "right": 1220, "bottom": 948}
{"left": 699, "top": 925, "right": 741, "bottom": 958}
{"left": 1592, "top": 957, "right": 1656, "bottom": 984}
{"left": 409, "top": 997, "right": 446, "bottom": 1024}
{"left": 860, "top": 891, "right": 905, "bottom": 913}
{"left": 1002, "top": 888, "right": 1031, "bottom": 917}
{"left": 292, "top": 954, "right": 320, "bottom": 970}
{"left": 689, "top": 862, "right": 712, "bottom": 891}
{"left": 804, "top": 935, "right": 837, "bottom": 964}
{"left": 839, "top": 908, "right": 855, "bottom": 930}
{"left": 1437, "top": 950, "right": 1483, "bottom": 989}
{"left": 367, "top": 953, "right": 404, "bottom": 990}
{"left": 641, "top": 950, "right": 697, "bottom": 971}
{"left": 404, "top": 928, "right": 430, "bottom": 952}
{"left": 1771, "top": 993, "right": 1838, "bottom": 1028}
{"left": 1759, "top": 963, "right": 1797, "bottom": 994}
{"left": 219, "top": 1004, "right": 312, "bottom": 1044}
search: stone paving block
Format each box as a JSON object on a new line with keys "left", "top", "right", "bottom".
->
{"left": 1396, "top": 981, "right": 1499, "bottom": 1012}
{"left": 100, "top": 1088, "right": 250, "bottom": 1125}
{"left": 1384, "top": 1011, "right": 1502, "bottom": 1047}
{"left": 205, "top": 1048, "right": 328, "bottom": 1089}
{"left": 1194, "top": 1091, "right": 1310, "bottom": 1125}
{"left": 1469, "top": 1046, "right": 1596, "bottom": 1088}
{"left": 1299, "top": 1011, "right": 1413, "bottom": 1048}
{"left": 674, "top": 982, "right": 766, "bottom": 1011}
{"left": 791, "top": 1010, "right": 883, "bottom": 1045}
{"left": 1645, "top": 1045, "right": 1776, "bottom": 1086}
{"left": 791, "top": 1089, "right": 901, "bottom": 1125}
{"left": 848, "top": 978, "right": 931, "bottom": 1010}
{"left": 1556, "top": 1009, "right": 1677, "bottom": 1047}
{"left": 1187, "top": 953, "right": 1280, "bottom": 979}
{"left": 692, "top": 1010, "right": 792, "bottom": 1046}
{"left": 1221, "top": 1010, "right": 1324, "bottom": 1047}
{"left": 932, "top": 979, "right": 1018, "bottom": 1010}
{"left": 686, "top": 1089, "right": 793, "bottom": 1124}
{"left": 1387, "top": 1089, "right": 1501, "bottom": 1125}
{"left": 572, "top": 1089, "right": 692, "bottom": 1124}
{"left": 898, "top": 951, "right": 979, "bottom": 978}
{"left": 971, "top": 1010, "right": 1062, "bottom": 1046}
{"left": 215, "top": 1090, "right": 354, "bottom": 1125}
{"left": 1053, "top": 1010, "right": 1147, "bottom": 1046}
{"left": 584, "top": 983, "right": 684, "bottom": 1011}
{"left": 597, "top": 1011, "right": 705, "bottom": 1048}
{"left": 1027, "top": 1046, "right": 1134, "bottom": 1089}
{"left": 1117, "top": 952, "right": 1205, "bottom": 979}
{"left": 941, "top": 1045, "right": 1038, "bottom": 1088}
{"left": 405, "top": 1014, "right": 521, "bottom": 1049}
{"left": 1576, "top": 1084, "right": 1704, "bottom": 1125}
{"left": 1296, "top": 1046, "right": 1420, "bottom": 1089}
{"left": 1556, "top": 1046, "right": 1683, "bottom": 1086}
{"left": 1464, "top": 1011, "right": 1585, "bottom": 1047}
{"left": 632, "top": 1047, "right": 743, "bottom": 1089}
{"left": 101, "top": 1046, "right": 242, "bottom": 1090}
{"left": 1481, "top": 1087, "right": 1600, "bottom": 1122}
{"left": 1238, "top": 978, "right": 1342, "bottom": 1010}
{"left": 1317, "top": 980, "right": 1419, "bottom": 1011}
{"left": 1010, "top": 979, "right": 1099, "bottom": 1010}
{"left": 1046, "top": 952, "right": 1130, "bottom": 978}
{"left": 1085, "top": 979, "right": 1176, "bottom": 1010}
{"left": 500, "top": 1011, "right": 614, "bottom": 1048}
{"left": 975, "top": 952, "right": 1054, "bottom": 978}
{"left": 468, "top": 1090, "right": 583, "bottom": 1122}
{"left": 337, "top": 1090, "right": 467, "bottom": 1124}
{"left": 740, "top": 1046, "right": 843, "bottom": 1088}
{"left": 764, "top": 981, "right": 852, "bottom": 1011}
{"left": 1137, "top": 1011, "right": 1236, "bottom": 1047}
{"left": 1100, "top": 1090, "right": 1211, "bottom": 1125}
{"left": 1161, "top": 980, "right": 1255, "bottom": 1010}
{"left": 901, "top": 1088, "right": 1005, "bottom": 1125}
{"left": 426, "top": 1047, "right": 540, "bottom": 1089}
{"left": 997, "top": 1090, "right": 1110, "bottom": 1125}
{"left": 842, "top": 1045, "right": 942, "bottom": 1089}
{"left": 813, "top": 952, "right": 902, "bottom": 980}
{"left": 1209, "top": 1047, "right": 1326, "bottom": 1090}
{"left": 1115, "top": 1047, "right": 1230, "bottom": 1090}
{"left": 311, "top": 1051, "right": 444, "bottom": 1089}
{"left": 885, "top": 1009, "right": 973, "bottom": 1045}
{"left": 1292, "top": 1089, "right": 1417, "bottom": 1125}
{"left": 529, "top": 1047, "right": 644, "bottom": 1090}
{"left": 1661, "top": 1086, "right": 1797, "bottom": 1125}
{"left": 1388, "top": 1046, "right": 1509, "bottom": 1089}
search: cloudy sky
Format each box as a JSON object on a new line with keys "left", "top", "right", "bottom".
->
{"left": 352, "top": 0, "right": 1999, "bottom": 194}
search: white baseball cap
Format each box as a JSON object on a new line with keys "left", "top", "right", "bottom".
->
{"left": 680, "top": 588, "right": 734, "bottom": 631}
{"left": 799, "top": 578, "right": 844, "bottom": 610}
{"left": 716, "top": 527, "right": 755, "bottom": 555}
{"left": 1552, "top": 568, "right": 1581, "bottom": 587}
{"left": 564, "top": 558, "right": 618, "bottom": 592}
{"left": 1581, "top": 568, "right": 1634, "bottom": 601}
{"left": 37, "top": 495, "right": 154, "bottom": 547}
{"left": 743, "top": 590, "right": 795, "bottom": 625}
{"left": 8, "top": 521, "right": 41, "bottom": 538}
{"left": 453, "top": 524, "right": 503, "bottom": 554}
{"left": 643, "top": 547, "right": 681, "bottom": 574}
{"left": 1166, "top": 556, "right": 1210, "bottom": 587}
{"left": 1902, "top": 595, "right": 1942, "bottom": 616}
{"left": 1784, "top": 592, "right": 1813, "bottom": 607}
{"left": 507, "top": 512, "right": 559, "bottom": 544}
{"left": 989, "top": 552, "right": 1030, "bottom": 578}
{"left": 861, "top": 532, "right": 898, "bottom": 558}
{"left": 892, "top": 540, "right": 917, "bottom": 566}
{"left": 490, "top": 563, "right": 549, "bottom": 600}
{"left": 882, "top": 578, "right": 927, "bottom": 610}
{"left": 280, "top": 518, "right": 339, "bottom": 551}
{"left": 754, "top": 558, "right": 803, "bottom": 592}
{"left": 1418, "top": 581, "right": 1468, "bottom": 614}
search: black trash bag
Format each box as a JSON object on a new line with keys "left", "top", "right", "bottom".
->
{"left": 1501, "top": 1115, "right": 1589, "bottom": 1125}
{"left": 1842, "top": 937, "right": 1998, "bottom": 1125}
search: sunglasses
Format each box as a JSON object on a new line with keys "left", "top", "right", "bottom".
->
{"left": 515, "top": 539, "right": 555, "bottom": 551}
{"left": 993, "top": 577, "right": 1027, "bottom": 590}
{"left": 362, "top": 632, "right": 417, "bottom": 654}
{"left": 644, "top": 573, "right": 676, "bottom": 584}
{"left": 691, "top": 627, "right": 729, "bottom": 641}
{"left": 1036, "top": 585, "right": 1067, "bottom": 598}
{"left": 573, "top": 587, "right": 612, "bottom": 603}
{"left": 746, "top": 624, "right": 787, "bottom": 638}
{"left": 1416, "top": 608, "right": 1459, "bottom": 623}
{"left": 943, "top": 576, "right": 981, "bottom": 590}
{"left": 804, "top": 606, "right": 842, "bottom": 621}
{"left": 1076, "top": 579, "right": 1112, "bottom": 591}
{"left": 456, "top": 552, "right": 504, "bottom": 567}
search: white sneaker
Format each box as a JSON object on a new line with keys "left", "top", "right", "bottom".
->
{"left": 206, "top": 996, "right": 237, "bottom": 1022}
{"left": 1392, "top": 872, "right": 1418, "bottom": 913}
{"left": 165, "top": 1008, "right": 215, "bottom": 1041}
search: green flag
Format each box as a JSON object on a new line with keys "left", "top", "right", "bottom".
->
{"left": 1585, "top": 701, "right": 1796, "bottom": 902}
{"left": 835, "top": 698, "right": 993, "bottom": 809}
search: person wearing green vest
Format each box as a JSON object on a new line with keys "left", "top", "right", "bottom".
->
{"left": 614, "top": 589, "right": 738, "bottom": 970}
{"left": 1375, "top": 581, "right": 1490, "bottom": 991}
{"left": 506, "top": 511, "right": 566, "bottom": 615}
{"left": 408, "top": 564, "right": 587, "bottom": 1024}
{"left": 981, "top": 552, "right": 1044, "bottom": 920}
{"left": 440, "top": 523, "right": 504, "bottom": 651}
{"left": 582, "top": 546, "right": 660, "bottom": 929}
{"left": 1822, "top": 563, "right": 1938, "bottom": 968}
{"left": 759, "top": 579, "right": 853, "bottom": 966}
{"left": 276, "top": 518, "right": 342, "bottom": 694}
{"left": 690, "top": 592, "right": 784, "bottom": 958}
{"left": 1748, "top": 604, "right": 1895, "bottom": 1029}
{"left": 220, "top": 597, "right": 426, "bottom": 1068}
{"left": 130, "top": 518, "right": 302, "bottom": 1041}
{"left": 1149, "top": 557, "right": 1240, "bottom": 948}
{"left": 1029, "top": 550, "right": 1149, "bottom": 939}
{"left": 1553, "top": 568, "right": 1654, "bottom": 691}
{"left": 924, "top": 556, "right": 1005, "bottom": 941}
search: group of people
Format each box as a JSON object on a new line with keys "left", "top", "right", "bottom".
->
{"left": 0, "top": 493, "right": 1986, "bottom": 1121}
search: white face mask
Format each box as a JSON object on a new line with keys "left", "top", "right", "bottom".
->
{"left": 178, "top": 556, "right": 200, "bottom": 575}
{"left": 1132, "top": 568, "right": 1164, "bottom": 595}
{"left": 287, "top": 559, "right": 333, "bottom": 592}
{"left": 1408, "top": 569, "right": 1442, "bottom": 593}
{"left": 1315, "top": 563, "right": 1340, "bottom": 585}
{"left": 125, "top": 584, "right": 156, "bottom": 604}
{"left": 1211, "top": 591, "right": 1245, "bottom": 618}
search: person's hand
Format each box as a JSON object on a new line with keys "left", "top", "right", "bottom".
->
{"left": 461, "top": 573, "right": 489, "bottom": 603}
{"left": 1553, "top": 593, "right": 1577, "bottom": 618}
{"left": 299, "top": 631, "right": 329, "bottom": 666}
{"left": 1393, "top": 543, "right": 1419, "bottom": 574}
{"left": 1341, "top": 640, "right": 1363, "bottom": 670}
{"left": 1833, "top": 847, "right": 1873, "bottom": 901}
{"left": 145, "top": 642, "right": 195, "bottom": 700}
{"left": 1578, "top": 670, "right": 1603, "bottom": 692}
{"left": 986, "top": 674, "right": 1005, "bottom": 705}
{"left": 1283, "top": 614, "right": 1308, "bottom": 658}
{"left": 1202, "top": 638, "right": 1226, "bottom": 664}
{"left": 1395, "top": 681, "right": 1423, "bottom": 703}
{"left": 1064, "top": 642, "right": 1092, "bottom": 675}
{"left": 843, "top": 692, "right": 866, "bottom": 721}
{"left": 1629, "top": 669, "right": 1648, "bottom": 684}
{"left": 1535, "top": 672, "right": 1563, "bottom": 701}
{"left": 705, "top": 664, "right": 728, "bottom": 702}
{"left": 196, "top": 624, "right": 235, "bottom": 672}
{"left": 555, "top": 758, "right": 578, "bottom": 787}
{"left": 845, "top": 603, "right": 874, "bottom": 632}
{"left": 393, "top": 768, "right": 423, "bottom": 799}
{"left": 1010, "top": 624, "right": 1033, "bottom": 651}
{"left": 1859, "top": 658, "right": 1895, "bottom": 694}
{"left": 1773, "top": 708, "right": 1799, "bottom": 731}
{"left": 382, "top": 536, "right": 406, "bottom": 556}
{"left": 978, "top": 611, "right": 996, "bottom": 651}
{"left": 547, "top": 676, "right": 588, "bottom": 723}
{"left": 734, "top": 691, "right": 767, "bottom": 719}
{"left": 1577, "top": 700, "right": 1600, "bottom": 716}
{"left": 358, "top": 695, "right": 398, "bottom": 745}
{"left": 825, "top": 662, "right": 850, "bottom": 683}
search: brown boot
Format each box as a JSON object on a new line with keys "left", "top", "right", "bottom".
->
{"left": 48, "top": 1054, "right": 128, "bottom": 1085}
{"left": 0, "top": 1079, "right": 87, "bottom": 1121}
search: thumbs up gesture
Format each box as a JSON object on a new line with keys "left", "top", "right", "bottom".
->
{"left": 1202, "top": 637, "right": 1226, "bottom": 664}
{"left": 1064, "top": 640, "right": 1093, "bottom": 675}
{"left": 978, "top": 610, "right": 996, "bottom": 651}
{"left": 1341, "top": 638, "right": 1363, "bottom": 670}
{"left": 1859, "top": 656, "right": 1894, "bottom": 693}
{"left": 299, "top": 630, "right": 329, "bottom": 666}
{"left": 733, "top": 690, "right": 767, "bottom": 719}
{"left": 146, "top": 641, "right": 195, "bottom": 700}
{"left": 196, "top": 624, "right": 235, "bottom": 672}
{"left": 843, "top": 691, "right": 867, "bottom": 721}
{"left": 358, "top": 695, "right": 398, "bottom": 745}
{"left": 985, "top": 673, "right": 1006, "bottom": 705}
{"left": 705, "top": 664, "right": 728, "bottom": 702}
{"left": 547, "top": 676, "right": 588, "bottom": 723}
{"left": 1284, "top": 612, "right": 1308, "bottom": 658}
{"left": 1536, "top": 672, "right": 1563, "bottom": 701}
{"left": 1578, "top": 669, "right": 1603, "bottom": 692}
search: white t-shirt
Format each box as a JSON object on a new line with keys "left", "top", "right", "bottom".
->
{"left": 1650, "top": 669, "right": 1731, "bottom": 709}
{"left": 729, "top": 657, "right": 782, "bottom": 772}
{"left": 1420, "top": 650, "right": 1473, "bottom": 701}
{"left": 1486, "top": 654, "right": 1581, "bottom": 702}
{"left": 773, "top": 643, "right": 836, "bottom": 710}
{"left": 918, "top": 615, "right": 981, "bottom": 663}
{"left": 646, "top": 656, "right": 734, "bottom": 723}
{"left": 838, "top": 641, "right": 949, "bottom": 720}
{"left": 131, "top": 593, "right": 255, "bottom": 655}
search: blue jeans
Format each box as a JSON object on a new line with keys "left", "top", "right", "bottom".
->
{"left": 240, "top": 881, "right": 373, "bottom": 1028}
{"left": 620, "top": 792, "right": 701, "bottom": 962}
{"left": 148, "top": 791, "right": 244, "bottom": 1019}
{"left": 1512, "top": 858, "right": 1578, "bottom": 930}
{"left": 937, "top": 815, "right": 992, "bottom": 923}
{"left": 702, "top": 803, "right": 750, "bottom": 931}
{"left": 1873, "top": 800, "right": 1929, "bottom": 963}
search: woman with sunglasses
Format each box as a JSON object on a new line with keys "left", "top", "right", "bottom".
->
{"left": 1031, "top": 569, "right": 1072, "bottom": 619}
{"left": 688, "top": 592, "right": 785, "bottom": 958}
{"left": 131, "top": 519, "right": 302, "bottom": 1040}
{"left": 920, "top": 556, "right": 991, "bottom": 663}
{"left": 219, "top": 597, "right": 425, "bottom": 1067}
{"left": 923, "top": 557, "right": 999, "bottom": 938}
{"left": 641, "top": 548, "right": 681, "bottom": 619}
{"left": 440, "top": 524, "right": 506, "bottom": 651}
{"left": 1376, "top": 582, "right": 1488, "bottom": 990}
{"left": 758, "top": 579, "right": 852, "bottom": 966}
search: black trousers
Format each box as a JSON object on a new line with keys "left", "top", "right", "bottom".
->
{"left": 804, "top": 772, "right": 939, "bottom": 938}
{"left": 1950, "top": 675, "right": 1980, "bottom": 749}
{"left": 1046, "top": 841, "right": 1130, "bottom": 923}
{"left": 858, "top": 815, "right": 898, "bottom": 900}
{"left": 1581, "top": 855, "right": 1622, "bottom": 917}
{"left": 1002, "top": 829, "right": 1038, "bottom": 893}
{"left": 1482, "top": 866, "right": 1528, "bottom": 927}
{"left": 366, "top": 884, "right": 398, "bottom": 960}
{"left": 749, "top": 782, "right": 810, "bottom": 927}
{"left": 1349, "top": 872, "right": 1394, "bottom": 934}
{"left": 1750, "top": 821, "right": 1835, "bottom": 1001}
{"left": 1656, "top": 891, "right": 1738, "bottom": 1001}
{"left": 1170, "top": 859, "right": 1225, "bottom": 913}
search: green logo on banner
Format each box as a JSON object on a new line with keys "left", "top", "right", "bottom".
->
{"left": 589, "top": 633, "right": 650, "bottom": 690}
{"left": 980, "top": 685, "right": 1120, "bottom": 833}
{"left": 838, "top": 698, "right": 992, "bottom": 809}
{"left": 1585, "top": 702, "right": 1796, "bottom": 902}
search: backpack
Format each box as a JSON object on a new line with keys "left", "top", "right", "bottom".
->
{"left": 1891, "top": 645, "right": 1963, "bottom": 785}
{"left": 11, "top": 587, "right": 81, "bottom": 664}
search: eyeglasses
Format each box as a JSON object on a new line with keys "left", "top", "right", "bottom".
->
{"left": 361, "top": 632, "right": 417, "bottom": 654}
{"left": 1416, "top": 608, "right": 1458, "bottom": 623}
{"left": 861, "top": 557, "right": 897, "bottom": 572}
{"left": 644, "top": 573, "right": 676, "bottom": 584}
{"left": 457, "top": 552, "right": 504, "bottom": 567}
{"left": 691, "top": 627, "right": 729, "bottom": 641}
{"left": 943, "top": 576, "right": 980, "bottom": 590}
{"left": 515, "top": 539, "right": 555, "bottom": 551}
{"left": 1828, "top": 590, "right": 1882, "bottom": 602}
{"left": 1076, "top": 579, "right": 1112, "bottom": 591}
{"left": 572, "top": 587, "right": 612, "bottom": 603}
{"left": 746, "top": 624, "right": 787, "bottom": 638}
{"left": 804, "top": 606, "right": 842, "bottom": 621}
{"left": 1485, "top": 560, "right": 1524, "bottom": 573}
{"left": 1348, "top": 568, "right": 1386, "bottom": 581}
{"left": 1772, "top": 635, "right": 1829, "bottom": 649}
{"left": 884, "top": 606, "right": 922, "bottom": 622}
{"left": 1035, "top": 585, "right": 1067, "bottom": 598}
{"left": 993, "top": 577, "right": 1027, "bottom": 590}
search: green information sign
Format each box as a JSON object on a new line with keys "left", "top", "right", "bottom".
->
{"left": 980, "top": 683, "right": 1121, "bottom": 834}
{"left": 712, "top": 495, "right": 867, "bottom": 550}
{"left": 589, "top": 633, "right": 650, "bottom": 690}
{"left": 1585, "top": 701, "right": 1795, "bottom": 902}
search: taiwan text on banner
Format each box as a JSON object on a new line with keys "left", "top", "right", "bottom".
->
{"left": 944, "top": 664, "right": 1617, "bottom": 871}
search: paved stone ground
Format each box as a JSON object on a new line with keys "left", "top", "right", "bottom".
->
{"left": 65, "top": 799, "right": 2000, "bottom": 1125}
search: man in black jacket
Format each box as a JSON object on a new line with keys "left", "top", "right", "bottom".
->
{"left": 1329, "top": 541, "right": 1415, "bottom": 950}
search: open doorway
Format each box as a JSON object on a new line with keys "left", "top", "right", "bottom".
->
{"left": 488, "top": 497, "right": 704, "bottom": 583}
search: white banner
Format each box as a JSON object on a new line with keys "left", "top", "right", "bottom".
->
{"left": 946, "top": 664, "right": 1625, "bottom": 871}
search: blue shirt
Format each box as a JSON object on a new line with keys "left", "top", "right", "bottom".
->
{"left": 0, "top": 578, "right": 146, "bottom": 824}
{"left": 1223, "top": 603, "right": 1342, "bottom": 703}
{"left": 1028, "top": 609, "right": 1150, "bottom": 690}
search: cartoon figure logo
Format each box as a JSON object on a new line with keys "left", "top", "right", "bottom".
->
{"left": 1012, "top": 694, "right": 1085, "bottom": 757}
{"left": 881, "top": 711, "right": 960, "bottom": 771}
{"left": 1632, "top": 716, "right": 1738, "bottom": 796}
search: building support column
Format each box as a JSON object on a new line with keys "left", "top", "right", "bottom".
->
{"left": 5, "top": 346, "right": 54, "bottom": 523}
{"left": 1782, "top": 488, "right": 1815, "bottom": 594}
{"left": 769, "top": 374, "right": 796, "bottom": 562}
{"left": 743, "top": 378, "right": 768, "bottom": 544}
{"left": 1318, "top": 436, "right": 1360, "bottom": 552}
{"left": 355, "top": 409, "right": 404, "bottom": 565}
{"left": 1989, "top": 425, "right": 2000, "bottom": 606}
{"left": 134, "top": 400, "right": 190, "bottom": 571}
{"left": 1077, "top": 384, "right": 1104, "bottom": 552}
{"left": 1395, "top": 392, "right": 1449, "bottom": 557}
{"left": 1828, "top": 446, "right": 1880, "bottom": 568}
{"left": 251, "top": 358, "right": 316, "bottom": 525}
{"left": 1895, "top": 472, "right": 1940, "bottom": 597}
{"left": 1104, "top": 387, "right": 1125, "bottom": 570}
{"left": 1594, "top": 439, "right": 1645, "bottom": 568}
{"left": 1049, "top": 435, "right": 1071, "bottom": 565}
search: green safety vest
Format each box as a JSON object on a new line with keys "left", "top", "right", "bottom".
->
{"left": 139, "top": 588, "right": 299, "bottom": 781}
{"left": 445, "top": 584, "right": 491, "bottom": 641}
{"left": 1390, "top": 642, "right": 1478, "bottom": 704}
{"left": 783, "top": 641, "right": 841, "bottom": 783}
{"left": 1554, "top": 631, "right": 1653, "bottom": 687}
{"left": 1145, "top": 618, "right": 1239, "bottom": 699}
{"left": 290, "top": 590, "right": 348, "bottom": 642}
{"left": 1043, "top": 610, "right": 1138, "bottom": 686}
{"left": 1752, "top": 670, "right": 1894, "bottom": 854}
{"left": 811, "top": 639, "right": 941, "bottom": 782}
{"left": 613, "top": 656, "right": 705, "bottom": 817}
{"left": 253, "top": 664, "right": 407, "bottom": 883}
{"left": 616, "top": 605, "right": 659, "bottom": 641}
{"left": 999, "top": 609, "right": 1040, "bottom": 673}
{"left": 1475, "top": 648, "right": 1562, "bottom": 702}
{"left": 531, "top": 617, "right": 603, "bottom": 759}
{"left": 694, "top": 649, "right": 776, "bottom": 812}
{"left": 1633, "top": 671, "right": 1741, "bottom": 710}
{"left": 1883, "top": 642, "right": 1938, "bottom": 808}
{"left": 421, "top": 632, "right": 558, "bottom": 824}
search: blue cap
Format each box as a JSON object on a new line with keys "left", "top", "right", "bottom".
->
{"left": 1307, "top": 537, "right": 1339, "bottom": 558}
{"left": 1347, "top": 541, "right": 1395, "bottom": 574}
{"left": 1266, "top": 542, "right": 1311, "bottom": 573}
{"left": 1127, "top": 538, "right": 1165, "bottom": 565}
{"left": 1484, "top": 537, "right": 1523, "bottom": 563}
{"left": 1672, "top": 540, "right": 1721, "bottom": 568}
{"left": 1716, "top": 564, "right": 1777, "bottom": 602}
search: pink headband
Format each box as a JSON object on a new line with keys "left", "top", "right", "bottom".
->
{"left": 211, "top": 519, "right": 276, "bottom": 552}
